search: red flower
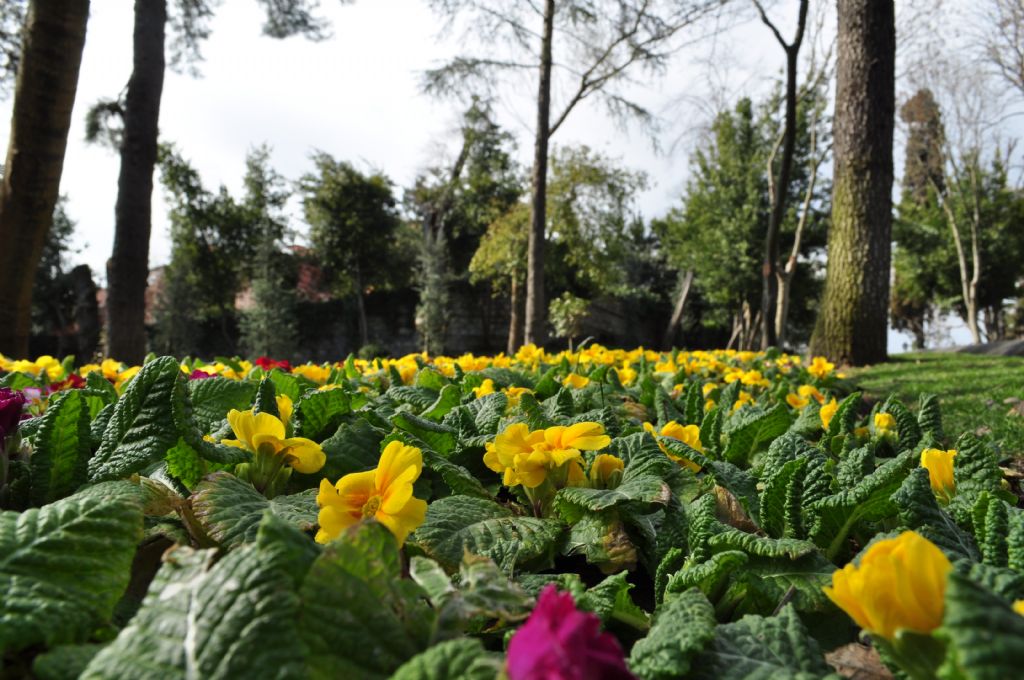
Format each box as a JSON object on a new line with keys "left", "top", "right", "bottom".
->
{"left": 507, "top": 585, "right": 635, "bottom": 680}
{"left": 0, "top": 388, "right": 26, "bottom": 440}
{"left": 255, "top": 356, "right": 292, "bottom": 372}
{"left": 189, "top": 369, "right": 218, "bottom": 380}
{"left": 48, "top": 374, "right": 86, "bottom": 392}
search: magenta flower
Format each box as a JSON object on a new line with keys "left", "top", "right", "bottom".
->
{"left": 0, "top": 388, "right": 26, "bottom": 440}
{"left": 506, "top": 584, "right": 635, "bottom": 680}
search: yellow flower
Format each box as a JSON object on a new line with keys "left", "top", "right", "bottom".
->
{"left": 798, "top": 384, "right": 826, "bottom": 404}
{"left": 874, "top": 412, "right": 897, "bottom": 436}
{"left": 223, "top": 409, "right": 325, "bottom": 474}
{"left": 786, "top": 393, "right": 810, "bottom": 410}
{"left": 589, "top": 454, "right": 624, "bottom": 488}
{"left": 315, "top": 440, "right": 427, "bottom": 545}
{"left": 615, "top": 365, "right": 637, "bottom": 386}
{"left": 808, "top": 356, "right": 835, "bottom": 379}
{"left": 702, "top": 383, "right": 718, "bottom": 397}
{"left": 824, "top": 531, "right": 951, "bottom": 640}
{"left": 920, "top": 448, "right": 957, "bottom": 501}
{"left": 78, "top": 363, "right": 101, "bottom": 377}
{"left": 704, "top": 398, "right": 715, "bottom": 411}
{"left": 483, "top": 422, "right": 610, "bottom": 489}
{"left": 276, "top": 394, "right": 293, "bottom": 425}
{"left": 114, "top": 365, "right": 140, "bottom": 391}
{"left": 101, "top": 358, "right": 123, "bottom": 381}
{"left": 820, "top": 398, "right": 838, "bottom": 430}
{"left": 1013, "top": 600, "right": 1024, "bottom": 617}
{"left": 732, "top": 390, "right": 753, "bottom": 412}
{"left": 292, "top": 364, "right": 331, "bottom": 384}
{"left": 563, "top": 373, "right": 590, "bottom": 389}
{"left": 643, "top": 421, "right": 702, "bottom": 473}
{"left": 473, "top": 379, "right": 496, "bottom": 398}
{"left": 503, "top": 386, "right": 533, "bottom": 407}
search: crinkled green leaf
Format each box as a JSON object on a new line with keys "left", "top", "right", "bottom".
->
{"left": 392, "top": 412, "right": 458, "bottom": 456}
{"left": 32, "top": 643, "right": 106, "bottom": 680}
{"left": 83, "top": 515, "right": 308, "bottom": 679}
{"left": 29, "top": 389, "right": 90, "bottom": 505}
{"left": 691, "top": 605, "right": 833, "bottom": 679}
{"left": 298, "top": 521, "right": 433, "bottom": 679}
{"left": 314, "top": 417, "right": 384, "bottom": 481}
{"left": 422, "top": 384, "right": 462, "bottom": 420}
{"left": 555, "top": 474, "right": 669, "bottom": 517}
{"left": 708, "top": 528, "right": 818, "bottom": 559}
{"left": 629, "top": 588, "right": 717, "bottom": 680}
{"left": 295, "top": 387, "right": 352, "bottom": 440}
{"left": 190, "top": 472, "right": 318, "bottom": 548}
{"left": 188, "top": 377, "right": 257, "bottom": 433}
{"left": 390, "top": 638, "right": 498, "bottom": 680}
{"left": 891, "top": 468, "right": 979, "bottom": 561}
{"left": 415, "top": 495, "right": 564, "bottom": 572}
{"left": 0, "top": 482, "right": 144, "bottom": 654}
{"left": 941, "top": 570, "right": 1024, "bottom": 678}
{"left": 723, "top": 403, "right": 793, "bottom": 466}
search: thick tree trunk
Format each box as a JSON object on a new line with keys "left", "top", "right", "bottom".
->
{"left": 507, "top": 275, "right": 522, "bottom": 355}
{"left": 661, "top": 270, "right": 693, "bottom": 350}
{"left": 523, "top": 0, "right": 554, "bottom": 348}
{"left": 106, "top": 0, "right": 166, "bottom": 363}
{"left": 809, "top": 0, "right": 894, "bottom": 365}
{"left": 0, "top": 0, "right": 90, "bottom": 357}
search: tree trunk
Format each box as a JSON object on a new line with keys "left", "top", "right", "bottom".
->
{"left": 523, "top": 0, "right": 554, "bottom": 348}
{"left": 662, "top": 270, "right": 693, "bottom": 349}
{"left": 507, "top": 274, "right": 522, "bottom": 355}
{"left": 0, "top": 0, "right": 90, "bottom": 357}
{"left": 70, "top": 264, "right": 100, "bottom": 359}
{"left": 758, "top": 0, "right": 808, "bottom": 350}
{"left": 105, "top": 0, "right": 166, "bottom": 363}
{"left": 809, "top": 0, "right": 894, "bottom": 365}
{"left": 353, "top": 264, "right": 368, "bottom": 349}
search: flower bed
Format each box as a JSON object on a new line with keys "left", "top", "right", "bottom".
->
{"left": 0, "top": 346, "right": 1021, "bottom": 678}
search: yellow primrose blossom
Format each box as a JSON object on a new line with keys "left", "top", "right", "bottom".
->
{"left": 615, "top": 365, "right": 637, "bottom": 386}
{"left": 292, "top": 363, "right": 331, "bottom": 384}
{"left": 563, "top": 373, "right": 590, "bottom": 389}
{"left": 223, "top": 409, "right": 325, "bottom": 474}
{"left": 786, "top": 392, "right": 810, "bottom": 410}
{"left": 808, "top": 356, "right": 835, "bottom": 379}
{"left": 702, "top": 383, "right": 718, "bottom": 397}
{"left": 114, "top": 365, "right": 141, "bottom": 391}
{"left": 732, "top": 390, "right": 754, "bottom": 412}
{"left": 483, "top": 422, "right": 610, "bottom": 489}
{"left": 276, "top": 394, "right": 293, "bottom": 425}
{"left": 820, "top": 398, "right": 838, "bottom": 430}
{"left": 101, "top": 358, "right": 124, "bottom": 381}
{"left": 78, "top": 363, "right": 101, "bottom": 378}
{"left": 503, "top": 386, "right": 533, "bottom": 407}
{"left": 704, "top": 398, "right": 715, "bottom": 412}
{"left": 920, "top": 448, "right": 957, "bottom": 502}
{"left": 1014, "top": 600, "right": 1024, "bottom": 617}
{"left": 824, "top": 531, "right": 951, "bottom": 640}
{"left": 874, "top": 412, "right": 897, "bottom": 437}
{"left": 589, "top": 454, "right": 624, "bottom": 488}
{"left": 473, "top": 379, "right": 496, "bottom": 398}
{"left": 643, "top": 421, "right": 702, "bottom": 473}
{"left": 315, "top": 440, "right": 427, "bottom": 545}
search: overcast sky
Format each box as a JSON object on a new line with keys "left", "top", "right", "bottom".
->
{"left": 2, "top": 0, "right": 1012, "bottom": 351}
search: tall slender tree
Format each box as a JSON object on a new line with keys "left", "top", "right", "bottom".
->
{"left": 98, "top": 0, "right": 338, "bottom": 363}
{"left": 810, "top": 0, "right": 895, "bottom": 365}
{"left": 0, "top": 0, "right": 90, "bottom": 357}
{"left": 425, "top": 0, "right": 723, "bottom": 347}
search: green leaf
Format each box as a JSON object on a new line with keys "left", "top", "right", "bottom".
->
{"left": 941, "top": 570, "right": 1024, "bottom": 678}
{"left": 421, "top": 447, "right": 492, "bottom": 500}
{"left": 555, "top": 474, "right": 670, "bottom": 517}
{"left": 629, "top": 588, "right": 717, "bottom": 680}
{"left": 32, "top": 643, "right": 106, "bottom": 680}
{"left": 759, "top": 457, "right": 807, "bottom": 539}
{"left": 466, "top": 392, "right": 508, "bottom": 435}
{"left": 164, "top": 437, "right": 205, "bottom": 488}
{"left": 581, "top": 571, "right": 650, "bottom": 630}
{"left": 917, "top": 393, "right": 944, "bottom": 444}
{"left": 190, "top": 472, "right": 318, "bottom": 548}
{"left": 392, "top": 412, "right": 458, "bottom": 456}
{"left": 708, "top": 528, "right": 818, "bottom": 559}
{"left": 723, "top": 403, "right": 793, "bottom": 466}
{"left": 0, "top": 482, "right": 144, "bottom": 655}
{"left": 390, "top": 638, "right": 497, "bottom": 680}
{"left": 415, "top": 367, "right": 448, "bottom": 390}
{"left": 880, "top": 397, "right": 922, "bottom": 450}
{"left": 691, "top": 605, "right": 833, "bottom": 679}
{"left": 269, "top": 369, "right": 302, "bottom": 402}
{"left": 315, "top": 418, "right": 384, "bottom": 481}
{"left": 294, "top": 387, "right": 352, "bottom": 440}
{"left": 562, "top": 509, "right": 640, "bottom": 572}
{"left": 82, "top": 516, "right": 308, "bottom": 679}
{"left": 415, "top": 495, "right": 564, "bottom": 572}
{"left": 422, "top": 384, "right": 462, "bottom": 420}
{"left": 251, "top": 376, "right": 280, "bottom": 417}
{"left": 298, "top": 522, "right": 433, "bottom": 679}
{"left": 808, "top": 450, "right": 916, "bottom": 560}
{"left": 972, "top": 492, "right": 1011, "bottom": 568}
{"left": 665, "top": 551, "right": 748, "bottom": 600}
{"left": 948, "top": 433, "right": 1010, "bottom": 524}
{"left": 188, "top": 377, "right": 257, "bottom": 433}
{"left": 88, "top": 356, "right": 190, "bottom": 482}
{"left": 85, "top": 370, "right": 119, "bottom": 405}
{"left": 29, "top": 389, "right": 91, "bottom": 505}
{"left": 705, "top": 459, "right": 761, "bottom": 524}
{"left": 891, "top": 468, "right": 979, "bottom": 561}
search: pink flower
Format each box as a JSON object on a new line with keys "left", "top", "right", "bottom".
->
{"left": 0, "top": 388, "right": 26, "bottom": 439}
{"left": 507, "top": 585, "right": 635, "bottom": 680}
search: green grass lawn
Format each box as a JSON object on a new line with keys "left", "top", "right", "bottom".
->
{"left": 852, "top": 352, "right": 1024, "bottom": 456}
